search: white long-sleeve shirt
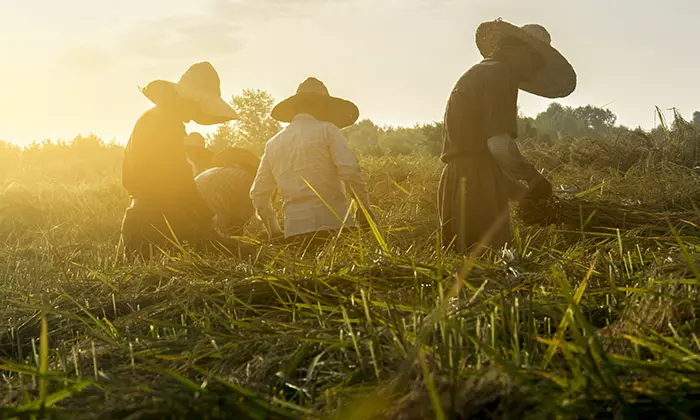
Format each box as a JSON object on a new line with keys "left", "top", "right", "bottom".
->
{"left": 486, "top": 134, "right": 539, "bottom": 181}
{"left": 250, "top": 114, "right": 370, "bottom": 238}
{"left": 486, "top": 134, "right": 539, "bottom": 199}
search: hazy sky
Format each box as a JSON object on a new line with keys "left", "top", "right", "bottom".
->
{"left": 1, "top": 0, "right": 698, "bottom": 145}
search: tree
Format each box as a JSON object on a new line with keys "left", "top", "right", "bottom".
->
{"left": 418, "top": 121, "right": 443, "bottom": 156}
{"left": 380, "top": 127, "right": 424, "bottom": 156}
{"left": 573, "top": 105, "right": 617, "bottom": 135}
{"left": 344, "top": 119, "right": 384, "bottom": 156}
{"left": 533, "top": 103, "right": 617, "bottom": 139}
{"left": 693, "top": 111, "right": 700, "bottom": 127}
{"left": 534, "top": 103, "right": 583, "bottom": 139}
{"left": 0, "top": 141, "right": 21, "bottom": 180}
{"left": 518, "top": 116, "right": 538, "bottom": 139}
{"left": 210, "top": 89, "right": 281, "bottom": 154}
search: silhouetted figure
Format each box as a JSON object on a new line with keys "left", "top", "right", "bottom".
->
{"left": 250, "top": 78, "right": 374, "bottom": 247}
{"left": 121, "top": 62, "right": 243, "bottom": 257}
{"left": 195, "top": 147, "right": 261, "bottom": 236}
{"left": 439, "top": 20, "right": 576, "bottom": 253}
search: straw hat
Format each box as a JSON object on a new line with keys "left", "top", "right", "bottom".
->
{"left": 184, "top": 132, "right": 207, "bottom": 148}
{"left": 271, "top": 78, "right": 359, "bottom": 129}
{"left": 476, "top": 19, "right": 576, "bottom": 98}
{"left": 142, "top": 62, "right": 238, "bottom": 125}
{"left": 211, "top": 147, "right": 261, "bottom": 175}
{"left": 184, "top": 132, "right": 214, "bottom": 167}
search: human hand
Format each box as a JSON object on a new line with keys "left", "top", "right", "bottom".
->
{"left": 525, "top": 172, "right": 552, "bottom": 199}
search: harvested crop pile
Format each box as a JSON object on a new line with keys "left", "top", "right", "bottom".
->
{"left": 516, "top": 197, "right": 699, "bottom": 231}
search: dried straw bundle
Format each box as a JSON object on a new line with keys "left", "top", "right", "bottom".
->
{"left": 516, "top": 197, "right": 697, "bottom": 231}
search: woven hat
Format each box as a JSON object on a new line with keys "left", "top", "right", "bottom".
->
{"left": 142, "top": 62, "right": 238, "bottom": 125}
{"left": 184, "top": 132, "right": 214, "bottom": 168}
{"left": 271, "top": 78, "right": 359, "bottom": 129}
{"left": 184, "top": 132, "right": 207, "bottom": 148}
{"left": 211, "top": 147, "right": 261, "bottom": 176}
{"left": 476, "top": 19, "right": 576, "bottom": 98}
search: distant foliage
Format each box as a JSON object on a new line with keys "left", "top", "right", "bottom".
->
{"left": 210, "top": 89, "right": 282, "bottom": 155}
{"left": 4, "top": 89, "right": 700, "bottom": 184}
{"left": 533, "top": 103, "right": 617, "bottom": 140}
{"left": 3, "top": 134, "right": 123, "bottom": 185}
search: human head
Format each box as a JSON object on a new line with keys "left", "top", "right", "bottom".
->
{"left": 184, "top": 133, "right": 214, "bottom": 172}
{"left": 211, "top": 147, "right": 261, "bottom": 175}
{"left": 159, "top": 96, "right": 209, "bottom": 123}
{"left": 271, "top": 78, "right": 359, "bottom": 129}
{"left": 492, "top": 36, "right": 545, "bottom": 81}
{"left": 141, "top": 62, "right": 238, "bottom": 125}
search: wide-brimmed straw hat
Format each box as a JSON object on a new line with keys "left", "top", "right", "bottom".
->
{"left": 212, "top": 147, "right": 261, "bottom": 175}
{"left": 142, "top": 62, "right": 238, "bottom": 125}
{"left": 184, "top": 132, "right": 214, "bottom": 166}
{"left": 184, "top": 132, "right": 208, "bottom": 148}
{"left": 271, "top": 78, "right": 359, "bottom": 128}
{"left": 476, "top": 19, "right": 576, "bottom": 98}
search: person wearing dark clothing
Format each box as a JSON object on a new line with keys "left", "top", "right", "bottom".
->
{"left": 439, "top": 20, "right": 577, "bottom": 253}
{"left": 121, "top": 61, "right": 241, "bottom": 257}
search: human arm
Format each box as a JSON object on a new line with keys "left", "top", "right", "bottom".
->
{"left": 479, "top": 67, "right": 551, "bottom": 200}
{"left": 249, "top": 148, "right": 284, "bottom": 239}
{"left": 487, "top": 134, "right": 551, "bottom": 199}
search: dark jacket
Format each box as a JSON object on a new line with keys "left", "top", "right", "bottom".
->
{"left": 122, "top": 106, "right": 213, "bottom": 221}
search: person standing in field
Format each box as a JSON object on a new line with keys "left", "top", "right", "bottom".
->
{"left": 184, "top": 132, "right": 214, "bottom": 176}
{"left": 439, "top": 19, "right": 576, "bottom": 253}
{"left": 250, "top": 77, "right": 373, "bottom": 246}
{"left": 195, "top": 147, "right": 261, "bottom": 236}
{"left": 121, "top": 62, "right": 243, "bottom": 257}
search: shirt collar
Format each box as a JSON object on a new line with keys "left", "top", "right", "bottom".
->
{"left": 292, "top": 113, "right": 317, "bottom": 122}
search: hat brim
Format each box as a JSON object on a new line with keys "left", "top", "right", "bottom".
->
{"left": 476, "top": 20, "right": 577, "bottom": 99}
{"left": 271, "top": 92, "right": 359, "bottom": 129}
{"left": 142, "top": 80, "right": 239, "bottom": 125}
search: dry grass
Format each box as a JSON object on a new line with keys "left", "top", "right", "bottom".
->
{"left": 2, "top": 141, "right": 700, "bottom": 419}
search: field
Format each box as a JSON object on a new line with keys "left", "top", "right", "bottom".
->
{"left": 2, "top": 134, "right": 700, "bottom": 419}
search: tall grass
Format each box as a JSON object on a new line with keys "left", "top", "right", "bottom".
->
{"left": 1, "top": 147, "right": 700, "bottom": 419}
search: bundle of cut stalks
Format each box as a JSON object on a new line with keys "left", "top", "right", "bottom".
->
{"left": 516, "top": 197, "right": 698, "bottom": 231}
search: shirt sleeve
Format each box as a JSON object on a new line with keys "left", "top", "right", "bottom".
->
{"left": 487, "top": 134, "right": 539, "bottom": 181}
{"left": 326, "top": 124, "right": 370, "bottom": 207}
{"left": 481, "top": 65, "right": 519, "bottom": 140}
{"left": 440, "top": 87, "right": 475, "bottom": 163}
{"left": 249, "top": 145, "right": 278, "bottom": 221}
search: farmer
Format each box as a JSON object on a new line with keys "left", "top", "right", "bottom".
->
{"left": 184, "top": 132, "right": 214, "bottom": 176}
{"left": 250, "top": 77, "right": 373, "bottom": 247}
{"left": 195, "top": 147, "right": 261, "bottom": 236}
{"left": 439, "top": 19, "right": 576, "bottom": 253}
{"left": 121, "top": 62, "right": 244, "bottom": 257}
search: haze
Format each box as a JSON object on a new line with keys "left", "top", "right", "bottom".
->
{"left": 1, "top": 0, "right": 698, "bottom": 145}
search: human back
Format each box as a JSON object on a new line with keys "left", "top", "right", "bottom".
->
{"left": 195, "top": 148, "right": 260, "bottom": 236}
{"left": 265, "top": 116, "right": 349, "bottom": 212}
{"left": 250, "top": 77, "right": 371, "bottom": 242}
{"left": 440, "top": 59, "right": 519, "bottom": 163}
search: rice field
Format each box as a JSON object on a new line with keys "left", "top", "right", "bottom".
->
{"left": 2, "top": 142, "right": 700, "bottom": 419}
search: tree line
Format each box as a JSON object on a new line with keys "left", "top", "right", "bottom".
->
{"left": 210, "top": 89, "right": 700, "bottom": 158}
{"left": 1, "top": 89, "right": 699, "bottom": 181}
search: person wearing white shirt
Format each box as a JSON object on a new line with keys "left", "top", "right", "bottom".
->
{"left": 250, "top": 77, "right": 373, "bottom": 245}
